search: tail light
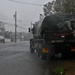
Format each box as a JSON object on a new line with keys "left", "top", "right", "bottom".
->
{"left": 42, "top": 48, "right": 49, "bottom": 53}
{"left": 71, "top": 47, "right": 75, "bottom": 52}
{"left": 53, "top": 33, "right": 71, "bottom": 36}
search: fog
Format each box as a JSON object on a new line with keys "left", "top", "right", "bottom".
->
{"left": 0, "top": 0, "right": 53, "bottom": 32}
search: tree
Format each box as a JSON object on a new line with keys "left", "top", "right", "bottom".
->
{"left": 54, "top": 0, "right": 63, "bottom": 13}
{"left": 5, "top": 31, "right": 11, "bottom": 39}
{"left": 54, "top": 0, "right": 75, "bottom": 14}
{"left": 43, "top": 0, "right": 75, "bottom": 16}
{"left": 63, "top": 0, "right": 75, "bottom": 13}
{"left": 43, "top": 1, "right": 55, "bottom": 16}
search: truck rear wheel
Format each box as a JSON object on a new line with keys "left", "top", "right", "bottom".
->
{"left": 30, "top": 39, "right": 34, "bottom": 53}
{"left": 30, "top": 45, "right": 34, "bottom": 53}
{"left": 30, "top": 48, "right": 34, "bottom": 53}
{"left": 39, "top": 53, "right": 48, "bottom": 60}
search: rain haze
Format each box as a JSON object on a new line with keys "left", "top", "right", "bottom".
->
{"left": 0, "top": 0, "right": 53, "bottom": 32}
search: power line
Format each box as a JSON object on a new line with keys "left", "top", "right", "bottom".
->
{"left": 17, "top": 19, "right": 31, "bottom": 22}
{"left": 17, "top": 25, "right": 27, "bottom": 29}
{"left": 8, "top": 0, "right": 43, "bottom": 6}
{"left": 4, "top": 22, "right": 15, "bottom": 27}
{"left": 4, "top": 22, "right": 26, "bottom": 29}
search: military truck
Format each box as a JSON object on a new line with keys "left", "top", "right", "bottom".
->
{"left": 29, "top": 13, "right": 75, "bottom": 59}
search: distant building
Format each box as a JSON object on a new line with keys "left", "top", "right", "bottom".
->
{"left": 11, "top": 32, "right": 26, "bottom": 42}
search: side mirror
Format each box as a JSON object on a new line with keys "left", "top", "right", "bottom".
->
{"left": 28, "top": 27, "right": 34, "bottom": 34}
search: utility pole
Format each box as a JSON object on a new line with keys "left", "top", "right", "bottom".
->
{"left": 14, "top": 11, "right": 17, "bottom": 43}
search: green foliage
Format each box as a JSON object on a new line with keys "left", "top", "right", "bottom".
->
{"left": 62, "top": 0, "right": 75, "bottom": 13}
{"left": 54, "top": 0, "right": 75, "bottom": 14}
{"left": 54, "top": 0, "right": 62, "bottom": 13}
{"left": 44, "top": 0, "right": 75, "bottom": 15}
{"left": 43, "top": 1, "right": 55, "bottom": 16}
{"left": 52, "top": 67, "right": 66, "bottom": 75}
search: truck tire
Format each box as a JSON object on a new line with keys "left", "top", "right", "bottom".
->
{"left": 30, "top": 45, "right": 34, "bottom": 53}
{"left": 30, "top": 48, "right": 34, "bottom": 53}
{"left": 39, "top": 53, "right": 47, "bottom": 60}
{"left": 30, "top": 39, "right": 34, "bottom": 53}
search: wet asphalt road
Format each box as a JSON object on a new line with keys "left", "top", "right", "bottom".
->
{"left": 0, "top": 41, "right": 50, "bottom": 75}
{"left": 0, "top": 41, "right": 75, "bottom": 75}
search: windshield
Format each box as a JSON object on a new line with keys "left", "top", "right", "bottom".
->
{"left": 0, "top": 0, "right": 75, "bottom": 75}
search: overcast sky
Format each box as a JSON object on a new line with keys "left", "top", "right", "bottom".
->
{"left": 0, "top": 0, "right": 53, "bottom": 32}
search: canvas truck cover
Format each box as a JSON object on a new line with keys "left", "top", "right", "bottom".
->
{"left": 40, "top": 13, "right": 75, "bottom": 35}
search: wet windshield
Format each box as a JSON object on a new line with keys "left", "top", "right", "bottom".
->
{"left": 0, "top": 0, "right": 75, "bottom": 75}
